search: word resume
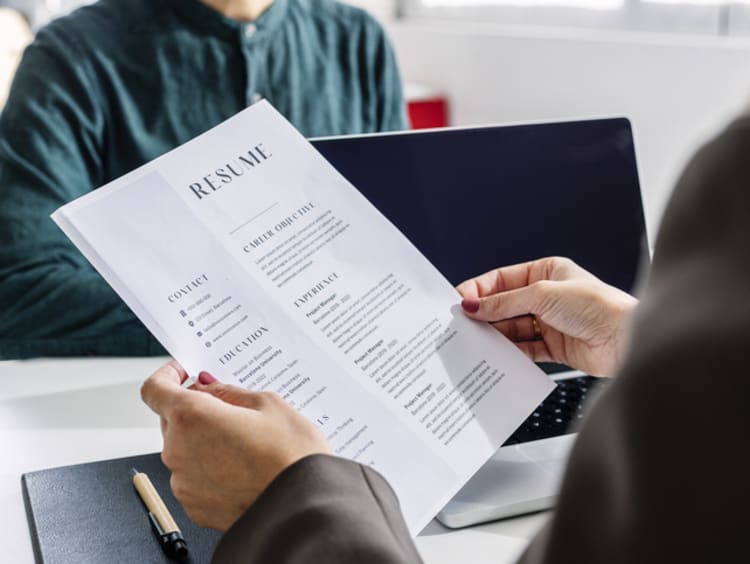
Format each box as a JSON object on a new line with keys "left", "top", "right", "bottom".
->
{"left": 53, "top": 101, "right": 554, "bottom": 534}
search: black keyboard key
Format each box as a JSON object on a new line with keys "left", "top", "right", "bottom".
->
{"left": 502, "top": 375, "right": 606, "bottom": 445}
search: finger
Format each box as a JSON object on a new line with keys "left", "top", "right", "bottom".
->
{"left": 463, "top": 283, "right": 548, "bottom": 322}
{"left": 198, "top": 371, "right": 218, "bottom": 386}
{"left": 457, "top": 260, "right": 546, "bottom": 299}
{"left": 141, "top": 360, "right": 190, "bottom": 417}
{"left": 455, "top": 278, "right": 480, "bottom": 299}
{"left": 197, "top": 382, "right": 267, "bottom": 410}
{"left": 491, "top": 316, "right": 540, "bottom": 342}
{"left": 515, "top": 340, "right": 554, "bottom": 364}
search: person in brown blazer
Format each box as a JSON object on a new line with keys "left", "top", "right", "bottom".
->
{"left": 141, "top": 115, "right": 750, "bottom": 563}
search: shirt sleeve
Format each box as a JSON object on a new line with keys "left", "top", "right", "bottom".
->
{"left": 357, "top": 14, "right": 408, "bottom": 133}
{"left": 212, "top": 454, "right": 424, "bottom": 564}
{"left": 0, "top": 39, "right": 163, "bottom": 358}
{"left": 375, "top": 24, "right": 409, "bottom": 131}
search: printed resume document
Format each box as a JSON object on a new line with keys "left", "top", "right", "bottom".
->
{"left": 52, "top": 101, "right": 555, "bottom": 534}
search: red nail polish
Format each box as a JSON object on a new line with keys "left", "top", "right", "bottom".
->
{"left": 461, "top": 297, "right": 480, "bottom": 314}
{"left": 198, "top": 371, "right": 217, "bottom": 385}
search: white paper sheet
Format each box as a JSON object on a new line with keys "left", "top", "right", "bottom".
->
{"left": 52, "top": 101, "right": 555, "bottom": 534}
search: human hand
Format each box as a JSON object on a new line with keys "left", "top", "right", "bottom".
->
{"left": 140, "top": 361, "right": 331, "bottom": 531}
{"left": 457, "top": 257, "right": 638, "bottom": 376}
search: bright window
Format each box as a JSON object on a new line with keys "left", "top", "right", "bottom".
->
{"left": 402, "top": 0, "right": 750, "bottom": 36}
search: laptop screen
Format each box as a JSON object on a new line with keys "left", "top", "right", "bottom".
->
{"left": 312, "top": 118, "right": 647, "bottom": 295}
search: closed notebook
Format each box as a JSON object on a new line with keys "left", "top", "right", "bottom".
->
{"left": 22, "top": 452, "right": 222, "bottom": 564}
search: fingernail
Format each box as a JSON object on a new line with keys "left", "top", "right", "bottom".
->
{"left": 198, "top": 371, "right": 217, "bottom": 385}
{"left": 461, "top": 297, "right": 480, "bottom": 314}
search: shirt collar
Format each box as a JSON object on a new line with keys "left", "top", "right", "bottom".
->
{"left": 167, "top": 0, "right": 289, "bottom": 38}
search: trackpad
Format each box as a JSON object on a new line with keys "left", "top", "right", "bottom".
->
{"left": 437, "top": 435, "right": 576, "bottom": 528}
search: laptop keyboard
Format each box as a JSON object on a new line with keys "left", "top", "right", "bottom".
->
{"left": 502, "top": 375, "right": 605, "bottom": 445}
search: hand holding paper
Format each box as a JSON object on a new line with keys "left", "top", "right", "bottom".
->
{"left": 141, "top": 361, "right": 331, "bottom": 531}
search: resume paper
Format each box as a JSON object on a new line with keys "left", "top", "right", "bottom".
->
{"left": 52, "top": 101, "right": 554, "bottom": 534}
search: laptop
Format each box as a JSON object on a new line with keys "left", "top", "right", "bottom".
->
{"left": 311, "top": 117, "right": 648, "bottom": 528}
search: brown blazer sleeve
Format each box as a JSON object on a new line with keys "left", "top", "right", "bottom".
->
{"left": 211, "top": 454, "right": 424, "bottom": 564}
{"left": 518, "top": 116, "right": 750, "bottom": 564}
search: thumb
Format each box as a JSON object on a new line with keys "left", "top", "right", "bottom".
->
{"left": 195, "top": 372, "right": 265, "bottom": 410}
{"left": 461, "top": 284, "right": 545, "bottom": 322}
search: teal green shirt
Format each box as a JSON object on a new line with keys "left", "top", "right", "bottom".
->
{"left": 0, "top": 0, "right": 406, "bottom": 358}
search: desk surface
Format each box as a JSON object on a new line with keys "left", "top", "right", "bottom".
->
{"left": 0, "top": 357, "right": 548, "bottom": 564}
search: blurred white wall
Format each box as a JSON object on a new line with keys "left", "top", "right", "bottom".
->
{"left": 346, "top": 0, "right": 398, "bottom": 24}
{"left": 386, "top": 21, "right": 750, "bottom": 238}
{"left": 0, "top": 7, "right": 32, "bottom": 109}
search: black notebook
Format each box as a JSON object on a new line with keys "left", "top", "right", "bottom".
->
{"left": 22, "top": 452, "right": 222, "bottom": 564}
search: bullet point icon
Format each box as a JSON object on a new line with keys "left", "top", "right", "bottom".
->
{"left": 205, "top": 342, "right": 212, "bottom": 348}
{"left": 188, "top": 320, "right": 194, "bottom": 327}
{"left": 197, "top": 331, "right": 203, "bottom": 337}
{"left": 179, "top": 310, "right": 187, "bottom": 317}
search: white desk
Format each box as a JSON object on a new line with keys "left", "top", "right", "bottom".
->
{"left": 0, "top": 358, "right": 548, "bottom": 563}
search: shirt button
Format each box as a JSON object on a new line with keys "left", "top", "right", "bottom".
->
{"left": 245, "top": 23, "right": 257, "bottom": 38}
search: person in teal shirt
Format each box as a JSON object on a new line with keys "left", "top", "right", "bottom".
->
{"left": 0, "top": 0, "right": 407, "bottom": 359}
